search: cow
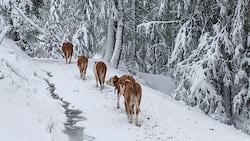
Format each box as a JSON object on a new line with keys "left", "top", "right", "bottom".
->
{"left": 62, "top": 42, "right": 73, "bottom": 64}
{"left": 77, "top": 55, "right": 88, "bottom": 80}
{"left": 106, "top": 75, "right": 136, "bottom": 109}
{"left": 120, "top": 81, "right": 142, "bottom": 127}
{"left": 93, "top": 61, "right": 107, "bottom": 91}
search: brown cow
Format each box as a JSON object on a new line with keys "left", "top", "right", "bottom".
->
{"left": 106, "top": 75, "right": 136, "bottom": 109}
{"left": 62, "top": 42, "right": 73, "bottom": 64}
{"left": 93, "top": 61, "right": 107, "bottom": 91}
{"left": 120, "top": 81, "right": 142, "bottom": 127}
{"left": 77, "top": 55, "right": 88, "bottom": 80}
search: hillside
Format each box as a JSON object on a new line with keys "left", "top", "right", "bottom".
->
{"left": 0, "top": 38, "right": 249, "bottom": 141}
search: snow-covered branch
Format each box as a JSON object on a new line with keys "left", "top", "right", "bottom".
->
{"left": 0, "top": 16, "right": 11, "bottom": 45}
{"left": 137, "top": 20, "right": 180, "bottom": 31}
{"left": 0, "top": 25, "right": 11, "bottom": 45}
{"left": 13, "top": 6, "right": 46, "bottom": 34}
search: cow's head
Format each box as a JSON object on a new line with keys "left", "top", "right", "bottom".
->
{"left": 106, "top": 75, "right": 119, "bottom": 86}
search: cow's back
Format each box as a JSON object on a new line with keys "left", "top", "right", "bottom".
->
{"left": 117, "top": 75, "right": 135, "bottom": 88}
{"left": 117, "top": 75, "right": 136, "bottom": 95}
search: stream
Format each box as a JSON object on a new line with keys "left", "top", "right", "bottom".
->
{"left": 45, "top": 72, "right": 94, "bottom": 141}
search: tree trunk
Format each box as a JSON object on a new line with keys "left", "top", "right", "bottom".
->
{"left": 110, "top": 0, "right": 124, "bottom": 68}
{"left": 222, "top": 84, "right": 233, "bottom": 124}
{"left": 104, "top": 11, "right": 116, "bottom": 63}
{"left": 130, "top": 0, "right": 136, "bottom": 59}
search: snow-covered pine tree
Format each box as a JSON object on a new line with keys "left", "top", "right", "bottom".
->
{"left": 231, "top": 0, "right": 250, "bottom": 134}
{"left": 170, "top": 0, "right": 236, "bottom": 124}
{"left": 37, "top": 0, "right": 99, "bottom": 58}
{"left": 1, "top": 0, "right": 45, "bottom": 57}
{"left": 135, "top": 0, "right": 181, "bottom": 73}
{"left": 37, "top": 0, "right": 64, "bottom": 58}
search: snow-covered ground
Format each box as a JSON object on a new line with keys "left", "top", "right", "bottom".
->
{"left": 1, "top": 38, "right": 250, "bottom": 141}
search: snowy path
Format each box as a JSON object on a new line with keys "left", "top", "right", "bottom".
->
{"left": 36, "top": 58, "right": 249, "bottom": 141}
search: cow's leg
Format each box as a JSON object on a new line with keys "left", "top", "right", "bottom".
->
{"left": 65, "top": 52, "right": 69, "bottom": 64}
{"left": 117, "top": 93, "right": 121, "bottom": 109}
{"left": 69, "top": 55, "right": 72, "bottom": 64}
{"left": 135, "top": 106, "right": 141, "bottom": 127}
{"left": 65, "top": 54, "right": 68, "bottom": 64}
{"left": 83, "top": 69, "right": 86, "bottom": 80}
{"left": 129, "top": 105, "right": 134, "bottom": 123}
{"left": 124, "top": 101, "right": 129, "bottom": 119}
{"left": 80, "top": 69, "right": 83, "bottom": 79}
{"left": 100, "top": 81, "right": 104, "bottom": 91}
{"left": 118, "top": 85, "right": 125, "bottom": 109}
{"left": 95, "top": 75, "right": 98, "bottom": 87}
{"left": 78, "top": 67, "right": 82, "bottom": 78}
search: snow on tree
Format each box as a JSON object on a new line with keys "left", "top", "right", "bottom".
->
{"left": 2, "top": 0, "right": 250, "bottom": 135}
{"left": 134, "top": 0, "right": 181, "bottom": 73}
{"left": 0, "top": 15, "right": 11, "bottom": 44}
{"left": 110, "top": 0, "right": 124, "bottom": 69}
{"left": 171, "top": 28, "right": 233, "bottom": 122}
{"left": 231, "top": 0, "right": 250, "bottom": 134}
{"left": 104, "top": 1, "right": 117, "bottom": 63}
{"left": 72, "top": 22, "right": 93, "bottom": 58}
{"left": 170, "top": 0, "right": 250, "bottom": 133}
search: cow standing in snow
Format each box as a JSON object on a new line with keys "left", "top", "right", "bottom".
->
{"left": 62, "top": 42, "right": 73, "bottom": 64}
{"left": 106, "top": 75, "right": 136, "bottom": 109}
{"left": 77, "top": 55, "right": 88, "bottom": 80}
{"left": 93, "top": 61, "right": 107, "bottom": 91}
{"left": 120, "top": 80, "right": 142, "bottom": 127}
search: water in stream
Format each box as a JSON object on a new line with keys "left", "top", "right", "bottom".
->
{"left": 62, "top": 101, "right": 93, "bottom": 141}
{"left": 45, "top": 72, "right": 94, "bottom": 141}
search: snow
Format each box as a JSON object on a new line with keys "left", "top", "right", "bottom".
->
{"left": 1, "top": 38, "right": 250, "bottom": 141}
{"left": 137, "top": 21, "right": 179, "bottom": 36}
{"left": 13, "top": 6, "right": 46, "bottom": 34}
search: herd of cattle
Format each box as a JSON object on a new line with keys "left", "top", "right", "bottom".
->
{"left": 62, "top": 42, "right": 142, "bottom": 127}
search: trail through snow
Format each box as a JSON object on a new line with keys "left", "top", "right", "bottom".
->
{"left": 1, "top": 38, "right": 249, "bottom": 141}
{"left": 35, "top": 58, "right": 250, "bottom": 141}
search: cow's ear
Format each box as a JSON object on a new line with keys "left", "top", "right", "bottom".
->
{"left": 114, "top": 75, "right": 119, "bottom": 82}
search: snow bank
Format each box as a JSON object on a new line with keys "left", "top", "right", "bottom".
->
{"left": 0, "top": 39, "right": 67, "bottom": 141}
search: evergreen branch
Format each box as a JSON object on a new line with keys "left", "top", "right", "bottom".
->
{"left": 137, "top": 20, "right": 180, "bottom": 31}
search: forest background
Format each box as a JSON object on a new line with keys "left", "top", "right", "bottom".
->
{"left": 0, "top": 0, "right": 250, "bottom": 135}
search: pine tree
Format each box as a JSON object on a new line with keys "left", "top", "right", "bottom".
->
{"left": 232, "top": 0, "right": 250, "bottom": 134}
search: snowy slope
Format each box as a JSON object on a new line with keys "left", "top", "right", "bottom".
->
{"left": 0, "top": 39, "right": 67, "bottom": 141}
{"left": 36, "top": 58, "right": 250, "bottom": 140}
{"left": 1, "top": 38, "right": 250, "bottom": 141}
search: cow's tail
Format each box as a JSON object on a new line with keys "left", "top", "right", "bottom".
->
{"left": 98, "top": 69, "right": 106, "bottom": 86}
{"left": 80, "top": 62, "right": 84, "bottom": 69}
{"left": 66, "top": 51, "right": 69, "bottom": 62}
